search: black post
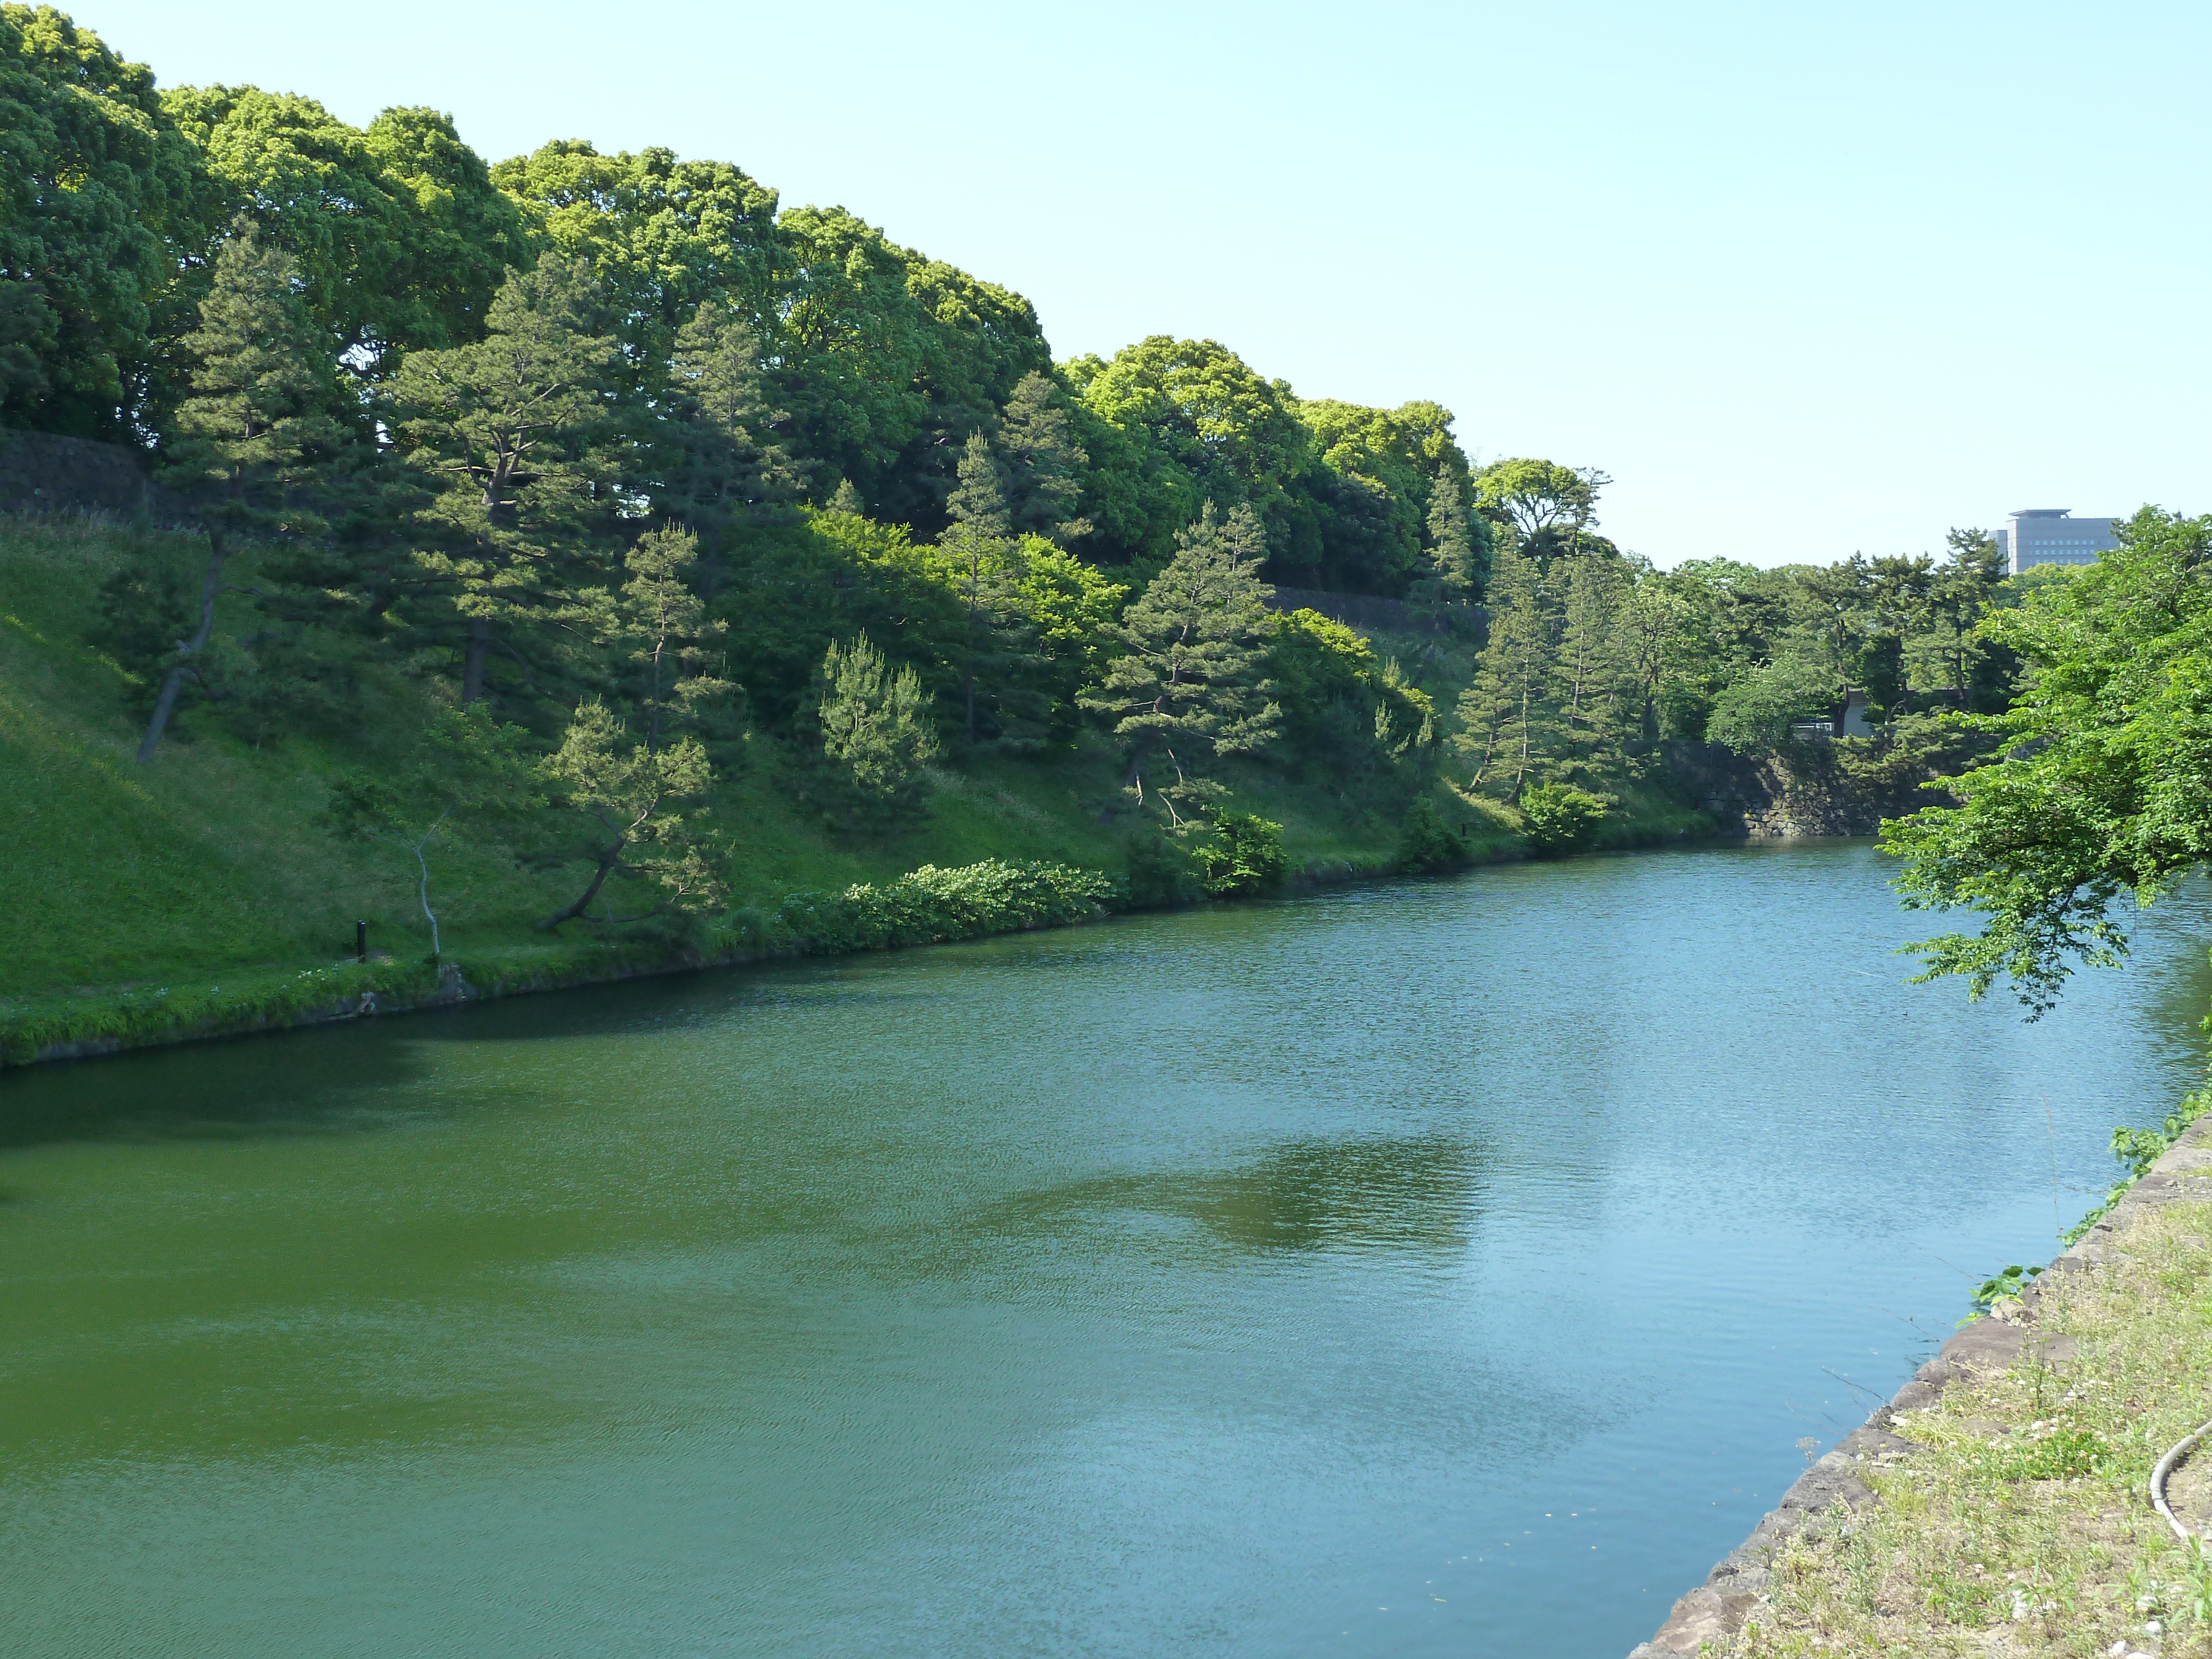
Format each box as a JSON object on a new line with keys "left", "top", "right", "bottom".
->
{"left": 356, "top": 920, "right": 367, "bottom": 963}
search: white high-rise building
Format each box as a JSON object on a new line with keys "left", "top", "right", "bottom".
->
{"left": 2001, "top": 509, "right": 2117, "bottom": 574}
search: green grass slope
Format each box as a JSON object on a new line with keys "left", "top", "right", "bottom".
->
{"left": 2, "top": 514, "right": 1487, "bottom": 1036}
{"left": 2, "top": 514, "right": 1720, "bottom": 1066}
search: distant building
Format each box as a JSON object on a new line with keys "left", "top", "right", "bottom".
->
{"left": 2001, "top": 509, "right": 2118, "bottom": 575}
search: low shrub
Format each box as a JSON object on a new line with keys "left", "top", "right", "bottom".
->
{"left": 1395, "top": 794, "right": 1474, "bottom": 873}
{"left": 1193, "top": 813, "right": 1286, "bottom": 898}
{"left": 1519, "top": 781, "right": 1609, "bottom": 857}
{"left": 775, "top": 858, "right": 1115, "bottom": 953}
{"left": 1973, "top": 1423, "right": 2112, "bottom": 1484}
{"left": 1123, "top": 831, "right": 1208, "bottom": 910}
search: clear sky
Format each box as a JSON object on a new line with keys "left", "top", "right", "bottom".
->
{"left": 59, "top": 0, "right": 2212, "bottom": 568}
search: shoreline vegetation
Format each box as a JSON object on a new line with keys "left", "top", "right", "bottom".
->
{"left": 4, "top": 857, "right": 1117, "bottom": 1067}
{"left": 6, "top": 794, "right": 1718, "bottom": 1073}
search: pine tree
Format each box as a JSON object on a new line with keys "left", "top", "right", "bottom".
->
{"left": 1424, "top": 468, "right": 1478, "bottom": 602}
{"left": 1552, "top": 554, "right": 1631, "bottom": 783}
{"left": 998, "top": 371, "right": 1091, "bottom": 545}
{"left": 941, "top": 431, "right": 1046, "bottom": 745}
{"left": 1079, "top": 502, "right": 1281, "bottom": 822}
{"left": 818, "top": 633, "right": 939, "bottom": 820}
{"left": 617, "top": 526, "right": 733, "bottom": 756}
{"left": 945, "top": 427, "right": 1011, "bottom": 540}
{"left": 1452, "top": 541, "right": 1557, "bottom": 801}
{"left": 1925, "top": 527, "right": 2006, "bottom": 711}
{"left": 138, "top": 222, "right": 346, "bottom": 761}
{"left": 664, "top": 301, "right": 805, "bottom": 590}
{"left": 539, "top": 701, "right": 723, "bottom": 931}
{"left": 392, "top": 254, "right": 623, "bottom": 707}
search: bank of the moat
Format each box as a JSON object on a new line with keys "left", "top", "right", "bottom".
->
{"left": 1631, "top": 1114, "right": 2212, "bottom": 1657}
{"left": 4, "top": 748, "right": 1936, "bottom": 1076}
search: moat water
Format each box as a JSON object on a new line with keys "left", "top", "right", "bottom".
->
{"left": 4, "top": 842, "right": 2207, "bottom": 1657}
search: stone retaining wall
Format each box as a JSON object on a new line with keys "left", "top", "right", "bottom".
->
{"left": 0, "top": 429, "right": 194, "bottom": 523}
{"left": 1265, "top": 585, "right": 1474, "bottom": 639}
{"left": 1665, "top": 740, "right": 1960, "bottom": 840}
{"left": 1627, "top": 1116, "right": 2212, "bottom": 1656}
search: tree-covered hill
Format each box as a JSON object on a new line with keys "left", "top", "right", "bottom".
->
{"left": 0, "top": 6, "right": 1489, "bottom": 594}
{"left": 0, "top": 8, "right": 2077, "bottom": 1059}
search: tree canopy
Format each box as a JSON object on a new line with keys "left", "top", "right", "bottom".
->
{"left": 165, "top": 87, "right": 532, "bottom": 380}
{"left": 0, "top": 9, "right": 1493, "bottom": 604}
{"left": 1882, "top": 509, "right": 2212, "bottom": 1015}
{"left": 0, "top": 3, "right": 202, "bottom": 438}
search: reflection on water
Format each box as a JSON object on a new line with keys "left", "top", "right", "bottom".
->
{"left": 1000, "top": 1135, "right": 1487, "bottom": 1256}
{"left": 2, "top": 843, "right": 2209, "bottom": 1659}
{"left": 0, "top": 1019, "right": 436, "bottom": 1150}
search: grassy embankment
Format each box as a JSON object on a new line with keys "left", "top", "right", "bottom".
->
{"left": 0, "top": 513, "right": 1707, "bottom": 1064}
{"left": 1708, "top": 1118, "right": 2212, "bottom": 1659}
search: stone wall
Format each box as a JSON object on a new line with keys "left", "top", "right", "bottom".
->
{"left": 1266, "top": 584, "right": 1475, "bottom": 640}
{"left": 1626, "top": 1116, "right": 2212, "bottom": 1656}
{"left": 0, "top": 429, "right": 194, "bottom": 523}
{"left": 1666, "top": 740, "right": 1960, "bottom": 839}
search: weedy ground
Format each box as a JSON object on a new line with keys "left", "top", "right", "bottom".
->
{"left": 1712, "top": 1198, "right": 2212, "bottom": 1658}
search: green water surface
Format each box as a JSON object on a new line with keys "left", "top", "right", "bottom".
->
{"left": 3, "top": 842, "right": 2208, "bottom": 1656}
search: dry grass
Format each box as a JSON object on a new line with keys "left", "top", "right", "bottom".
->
{"left": 1710, "top": 1198, "right": 2212, "bottom": 1658}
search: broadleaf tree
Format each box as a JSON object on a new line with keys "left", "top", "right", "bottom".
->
{"left": 1881, "top": 507, "right": 2212, "bottom": 1017}
{"left": 0, "top": 7, "right": 205, "bottom": 438}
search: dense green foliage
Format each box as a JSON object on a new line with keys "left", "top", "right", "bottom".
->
{"left": 1191, "top": 812, "right": 1288, "bottom": 897}
{"left": 0, "top": 6, "right": 201, "bottom": 438}
{"left": 0, "top": 9, "right": 1483, "bottom": 595}
{"left": 0, "top": 513, "right": 1458, "bottom": 1027}
{"left": 0, "top": 8, "right": 2067, "bottom": 1041}
{"left": 1451, "top": 520, "right": 2028, "bottom": 810}
{"left": 1883, "top": 508, "right": 2212, "bottom": 1014}
{"left": 772, "top": 859, "right": 1114, "bottom": 954}
{"left": 1517, "top": 782, "right": 1609, "bottom": 856}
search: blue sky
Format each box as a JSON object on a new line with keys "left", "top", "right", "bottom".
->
{"left": 64, "top": 1, "right": 2211, "bottom": 567}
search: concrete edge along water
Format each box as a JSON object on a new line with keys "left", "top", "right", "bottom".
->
{"left": 1626, "top": 1115, "right": 2212, "bottom": 1656}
